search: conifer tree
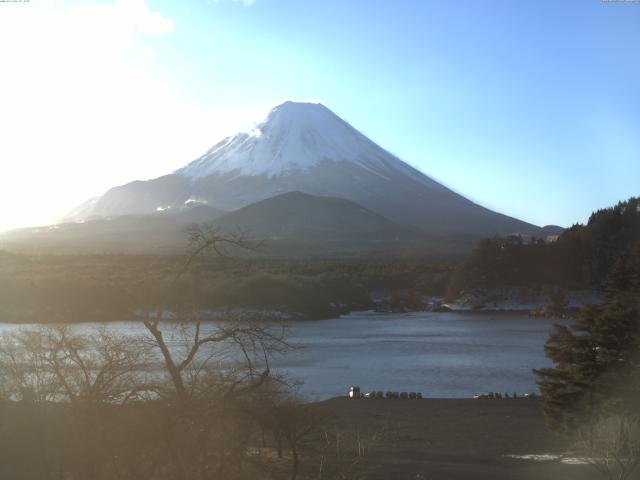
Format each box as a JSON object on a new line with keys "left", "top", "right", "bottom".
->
{"left": 534, "top": 245, "right": 640, "bottom": 432}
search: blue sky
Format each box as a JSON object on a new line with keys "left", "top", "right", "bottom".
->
{"left": 0, "top": 0, "right": 638, "bottom": 230}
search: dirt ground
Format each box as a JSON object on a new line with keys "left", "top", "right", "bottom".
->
{"left": 302, "top": 397, "right": 602, "bottom": 480}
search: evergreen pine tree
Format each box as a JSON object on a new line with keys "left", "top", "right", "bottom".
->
{"left": 534, "top": 244, "right": 640, "bottom": 432}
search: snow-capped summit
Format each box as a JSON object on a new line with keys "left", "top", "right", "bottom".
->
{"left": 176, "top": 101, "right": 416, "bottom": 181}
{"left": 65, "top": 100, "right": 542, "bottom": 238}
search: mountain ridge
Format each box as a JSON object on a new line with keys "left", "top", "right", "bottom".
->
{"left": 2, "top": 192, "right": 432, "bottom": 255}
{"left": 211, "top": 191, "right": 420, "bottom": 238}
{"left": 68, "top": 100, "right": 543, "bottom": 239}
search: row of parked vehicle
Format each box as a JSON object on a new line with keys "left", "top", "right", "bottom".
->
{"left": 348, "top": 386, "right": 423, "bottom": 399}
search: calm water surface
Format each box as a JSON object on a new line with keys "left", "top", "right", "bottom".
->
{"left": 0, "top": 311, "right": 562, "bottom": 400}
{"left": 278, "top": 311, "right": 561, "bottom": 399}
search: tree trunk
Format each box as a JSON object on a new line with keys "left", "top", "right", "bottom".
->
{"left": 274, "top": 431, "right": 283, "bottom": 458}
{"left": 290, "top": 443, "right": 299, "bottom": 480}
{"left": 145, "top": 324, "right": 187, "bottom": 401}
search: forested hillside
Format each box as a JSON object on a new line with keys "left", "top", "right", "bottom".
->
{"left": 447, "top": 197, "right": 640, "bottom": 299}
{"left": 0, "top": 253, "right": 453, "bottom": 323}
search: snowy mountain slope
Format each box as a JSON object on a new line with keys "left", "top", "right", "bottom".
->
{"left": 69, "top": 101, "right": 542, "bottom": 237}
{"left": 176, "top": 101, "right": 433, "bottom": 184}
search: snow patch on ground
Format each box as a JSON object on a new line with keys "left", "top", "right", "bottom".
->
{"left": 444, "top": 286, "right": 604, "bottom": 312}
{"left": 505, "top": 454, "right": 590, "bottom": 465}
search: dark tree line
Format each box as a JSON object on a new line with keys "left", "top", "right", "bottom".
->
{"left": 447, "top": 197, "right": 640, "bottom": 299}
{"left": 0, "top": 249, "right": 454, "bottom": 323}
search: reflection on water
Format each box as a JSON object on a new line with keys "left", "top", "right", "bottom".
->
{"left": 0, "top": 311, "right": 563, "bottom": 400}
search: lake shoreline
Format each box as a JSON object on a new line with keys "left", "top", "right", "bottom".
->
{"left": 0, "top": 306, "right": 573, "bottom": 326}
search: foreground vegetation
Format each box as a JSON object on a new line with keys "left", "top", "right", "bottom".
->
{"left": 535, "top": 244, "right": 640, "bottom": 479}
{"left": 0, "top": 320, "right": 349, "bottom": 480}
{"left": 0, "top": 229, "right": 367, "bottom": 480}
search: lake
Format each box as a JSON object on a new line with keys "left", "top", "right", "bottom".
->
{"left": 0, "top": 311, "right": 562, "bottom": 400}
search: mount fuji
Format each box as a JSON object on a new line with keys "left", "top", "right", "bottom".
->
{"left": 67, "top": 101, "right": 542, "bottom": 240}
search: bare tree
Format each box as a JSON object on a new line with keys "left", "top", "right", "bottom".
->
{"left": 136, "top": 225, "right": 295, "bottom": 480}
{"left": 577, "top": 413, "right": 640, "bottom": 480}
{"left": 142, "top": 311, "right": 288, "bottom": 404}
{"left": 278, "top": 398, "right": 325, "bottom": 480}
{"left": 0, "top": 328, "right": 55, "bottom": 403}
{"left": 140, "top": 225, "right": 279, "bottom": 394}
{"left": 0, "top": 326, "right": 158, "bottom": 480}
{"left": 0, "top": 226, "right": 299, "bottom": 480}
{"left": 0, "top": 326, "right": 152, "bottom": 404}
